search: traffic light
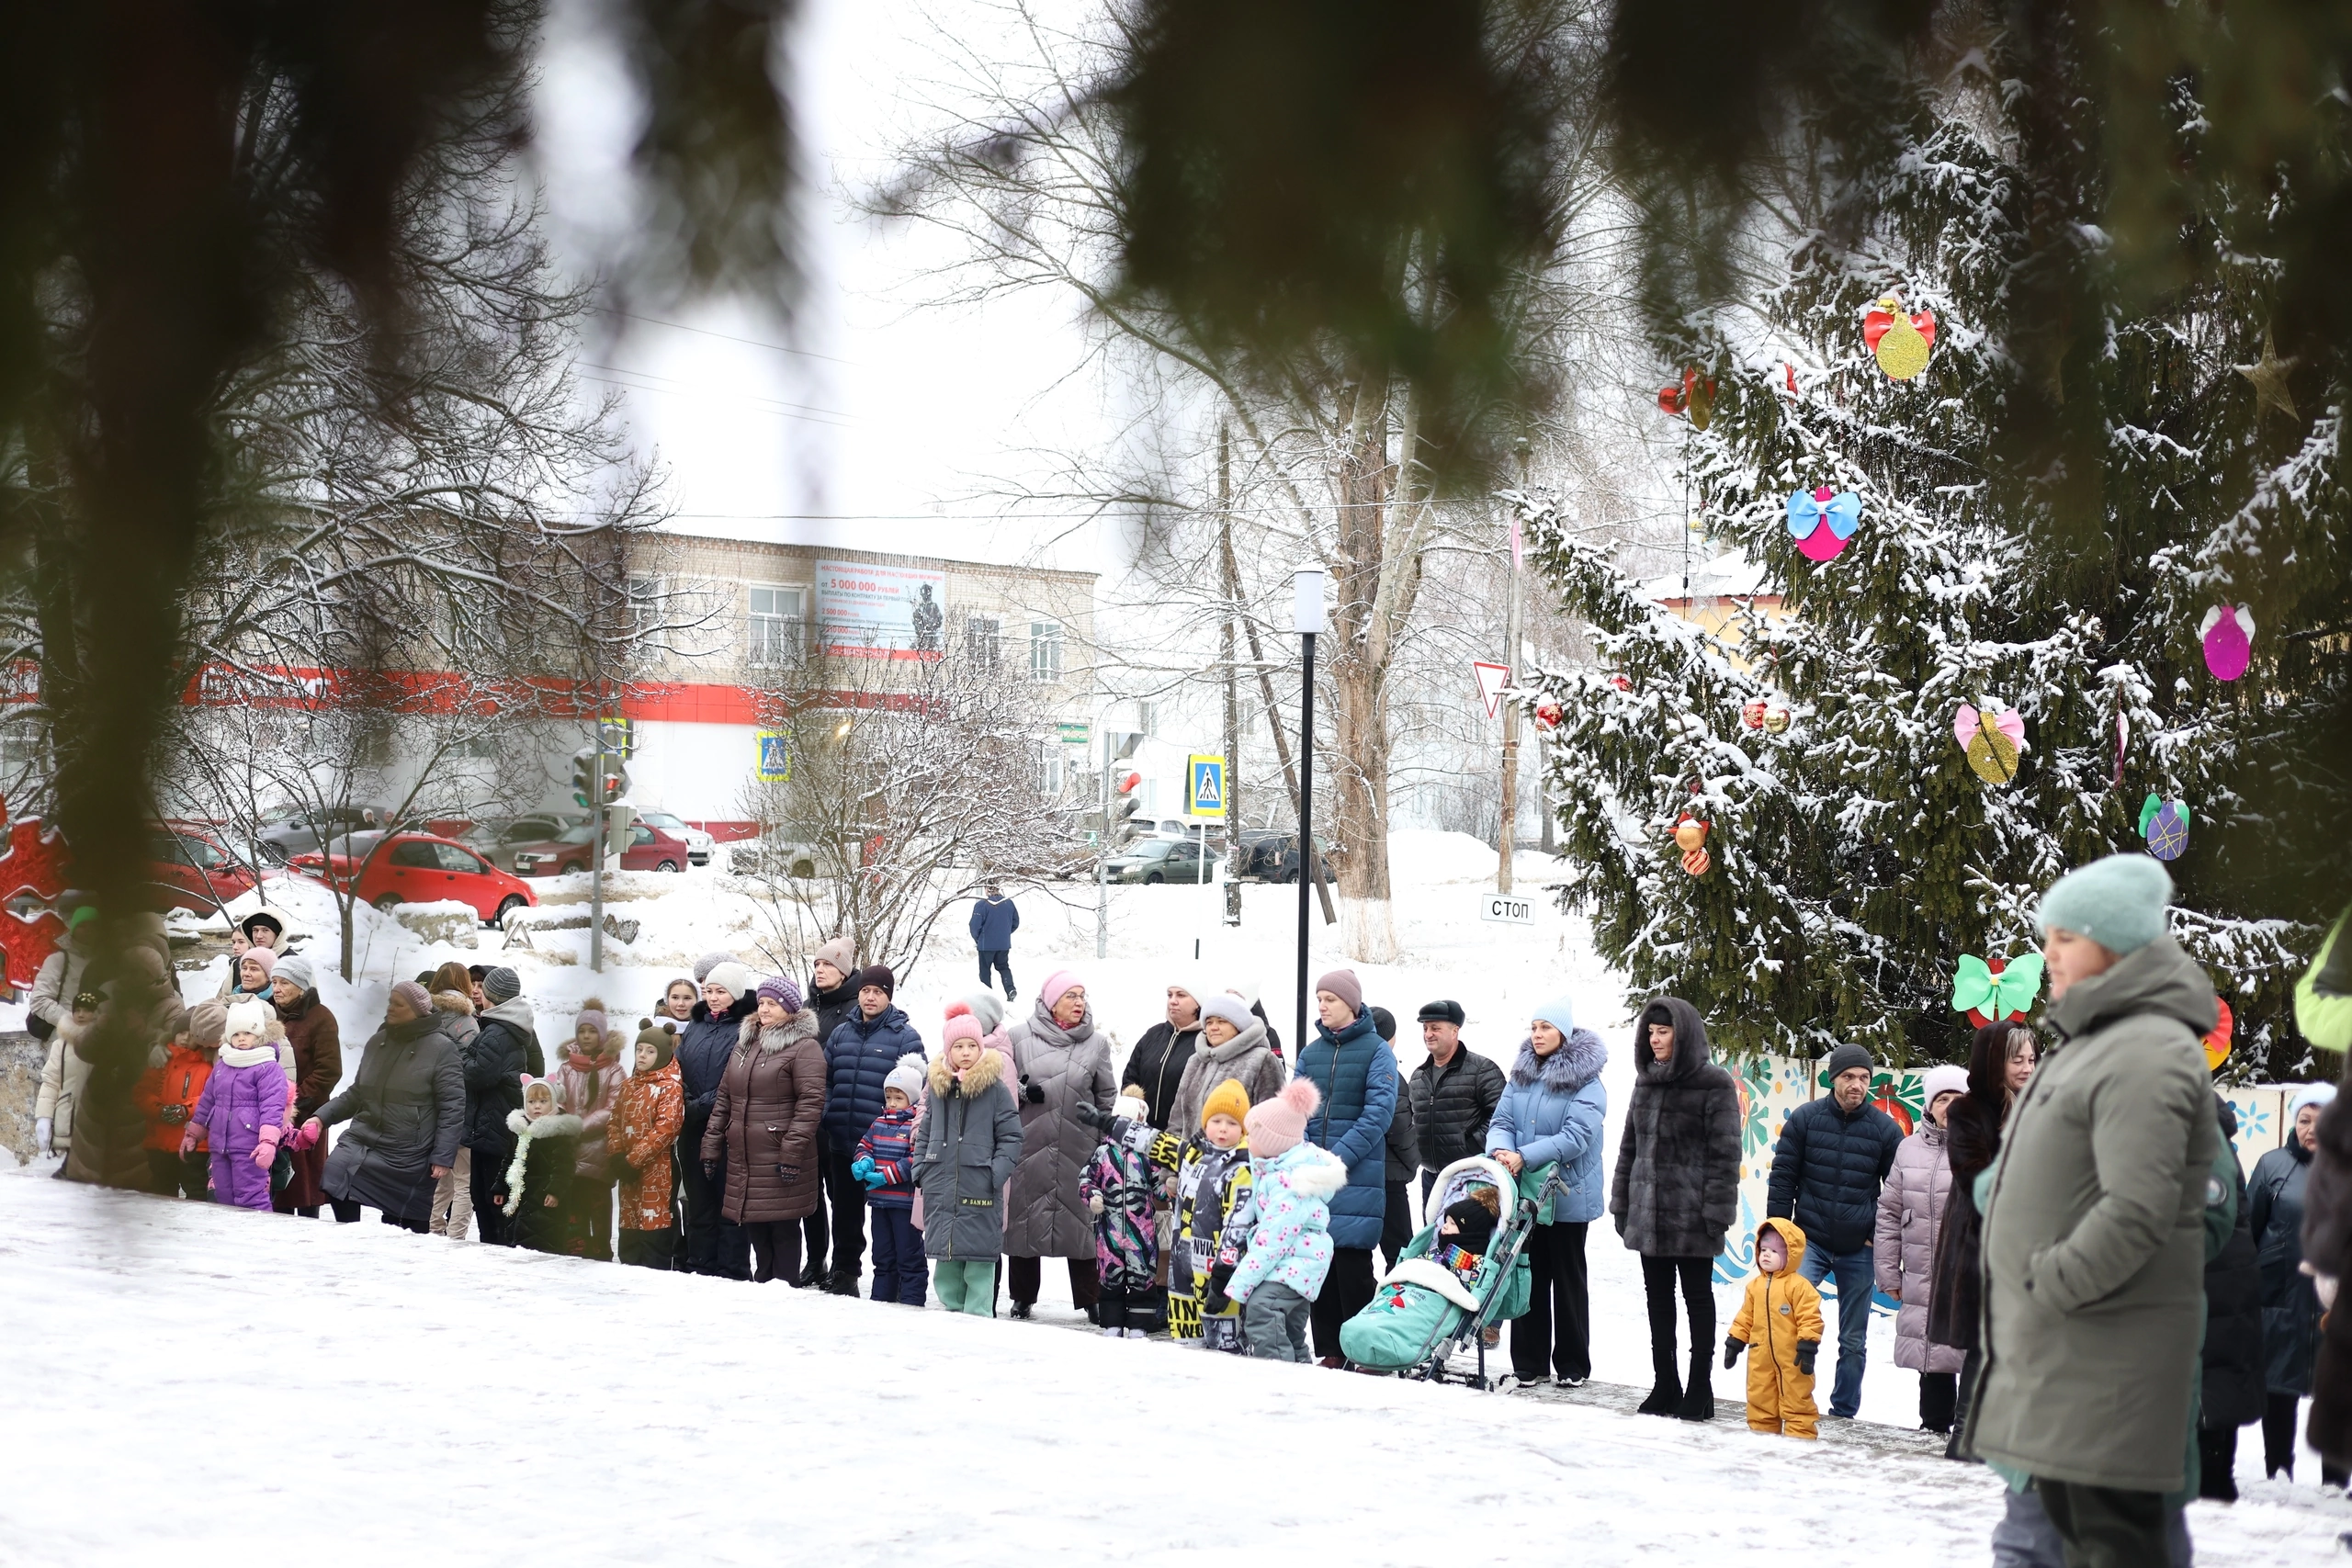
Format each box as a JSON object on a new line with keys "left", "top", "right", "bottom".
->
{"left": 1110, "top": 770, "right": 1144, "bottom": 842}
{"left": 605, "top": 803, "right": 637, "bottom": 860}
{"left": 571, "top": 747, "right": 628, "bottom": 808}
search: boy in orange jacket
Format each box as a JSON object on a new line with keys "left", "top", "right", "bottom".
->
{"left": 1725, "top": 1216, "right": 1825, "bottom": 1438}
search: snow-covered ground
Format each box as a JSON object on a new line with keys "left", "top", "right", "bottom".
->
{"left": 3, "top": 1170, "right": 2341, "bottom": 1566}
{"left": 6, "top": 829, "right": 2336, "bottom": 1560}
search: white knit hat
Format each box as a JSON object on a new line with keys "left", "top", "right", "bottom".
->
{"left": 884, "top": 1053, "right": 928, "bottom": 1101}
{"left": 224, "top": 998, "right": 272, "bottom": 1042}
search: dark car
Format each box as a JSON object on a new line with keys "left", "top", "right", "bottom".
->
{"left": 146, "top": 823, "right": 262, "bottom": 915}
{"left": 511, "top": 821, "right": 695, "bottom": 877}
{"left": 461, "top": 812, "right": 587, "bottom": 872}
{"left": 1239, "top": 832, "right": 1340, "bottom": 884}
{"left": 288, "top": 832, "right": 537, "bottom": 922}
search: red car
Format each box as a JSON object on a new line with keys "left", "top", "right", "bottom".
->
{"left": 511, "top": 821, "right": 695, "bottom": 876}
{"left": 147, "top": 823, "right": 262, "bottom": 915}
{"left": 289, "top": 831, "right": 537, "bottom": 922}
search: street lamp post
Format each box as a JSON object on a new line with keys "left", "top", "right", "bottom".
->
{"left": 1291, "top": 565, "right": 1325, "bottom": 1055}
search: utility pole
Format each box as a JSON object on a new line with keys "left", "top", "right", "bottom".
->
{"left": 1219, "top": 423, "right": 1243, "bottom": 926}
{"left": 1498, "top": 436, "right": 1529, "bottom": 895}
{"left": 1291, "top": 566, "right": 1325, "bottom": 1055}
{"left": 588, "top": 739, "right": 607, "bottom": 972}
{"left": 1095, "top": 723, "right": 1111, "bottom": 959}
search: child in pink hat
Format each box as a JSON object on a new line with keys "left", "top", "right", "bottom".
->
{"left": 1214, "top": 1079, "right": 1347, "bottom": 1362}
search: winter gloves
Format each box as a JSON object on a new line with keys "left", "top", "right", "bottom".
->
{"left": 1204, "top": 1260, "right": 1237, "bottom": 1318}
{"left": 1794, "top": 1340, "right": 1818, "bottom": 1377}
{"left": 1072, "top": 1098, "right": 1109, "bottom": 1129}
{"left": 159, "top": 1102, "right": 189, "bottom": 1126}
{"left": 1087, "top": 1192, "right": 1105, "bottom": 1216}
{"left": 290, "top": 1121, "right": 322, "bottom": 1151}
{"left": 1723, "top": 1336, "right": 1745, "bottom": 1370}
{"left": 1023, "top": 1077, "right": 1046, "bottom": 1106}
{"left": 852, "top": 1156, "right": 886, "bottom": 1190}
{"left": 704, "top": 1160, "right": 719, "bottom": 1179}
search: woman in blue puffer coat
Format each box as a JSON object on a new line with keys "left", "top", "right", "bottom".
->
{"left": 1295, "top": 967, "right": 1396, "bottom": 1364}
{"left": 1487, "top": 997, "right": 1608, "bottom": 1393}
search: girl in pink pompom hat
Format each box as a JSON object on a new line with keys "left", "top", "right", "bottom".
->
{"left": 1220, "top": 1078, "right": 1347, "bottom": 1361}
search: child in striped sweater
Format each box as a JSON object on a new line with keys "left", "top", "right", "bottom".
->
{"left": 854, "top": 1054, "right": 929, "bottom": 1305}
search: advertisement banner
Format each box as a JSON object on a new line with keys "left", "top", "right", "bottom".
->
{"left": 815, "top": 558, "right": 947, "bottom": 660}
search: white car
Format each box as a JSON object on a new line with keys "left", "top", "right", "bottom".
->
{"left": 633, "top": 810, "right": 715, "bottom": 867}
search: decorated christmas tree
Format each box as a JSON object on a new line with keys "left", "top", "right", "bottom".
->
{"left": 1521, "top": 57, "right": 2348, "bottom": 1076}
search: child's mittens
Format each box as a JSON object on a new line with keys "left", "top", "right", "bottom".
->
{"left": 1794, "top": 1340, "right": 1818, "bottom": 1377}
{"left": 1723, "top": 1336, "right": 1746, "bottom": 1370}
{"left": 1088, "top": 1191, "right": 1104, "bottom": 1217}
{"left": 852, "top": 1156, "right": 885, "bottom": 1190}
{"left": 1071, "top": 1095, "right": 1108, "bottom": 1129}
{"left": 179, "top": 1124, "right": 200, "bottom": 1156}
{"left": 288, "top": 1121, "right": 322, "bottom": 1152}
{"left": 1203, "top": 1259, "right": 1236, "bottom": 1317}
{"left": 250, "top": 1127, "right": 281, "bottom": 1169}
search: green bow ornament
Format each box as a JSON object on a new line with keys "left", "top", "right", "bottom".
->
{"left": 1951, "top": 953, "right": 2045, "bottom": 1021}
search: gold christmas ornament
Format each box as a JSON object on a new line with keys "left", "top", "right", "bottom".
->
{"left": 2234, "top": 331, "right": 2300, "bottom": 425}
{"left": 1864, "top": 296, "right": 1937, "bottom": 381}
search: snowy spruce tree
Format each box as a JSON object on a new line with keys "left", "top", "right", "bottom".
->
{"left": 1521, "top": 52, "right": 2348, "bottom": 1076}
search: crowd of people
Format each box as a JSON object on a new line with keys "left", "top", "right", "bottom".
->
{"left": 22, "top": 852, "right": 2352, "bottom": 1568}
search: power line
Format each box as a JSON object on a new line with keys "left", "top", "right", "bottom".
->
{"left": 579, "top": 362, "right": 856, "bottom": 423}
{"left": 586, "top": 306, "right": 857, "bottom": 367}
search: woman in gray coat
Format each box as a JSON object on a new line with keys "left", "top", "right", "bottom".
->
{"left": 1873, "top": 1064, "right": 1968, "bottom": 1433}
{"left": 2253, "top": 1083, "right": 2343, "bottom": 1484}
{"left": 915, "top": 1014, "right": 1026, "bottom": 1314}
{"left": 307, "top": 981, "right": 465, "bottom": 1233}
{"left": 1003, "top": 969, "right": 1114, "bottom": 1318}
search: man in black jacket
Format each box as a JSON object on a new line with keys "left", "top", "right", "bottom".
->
{"left": 1767, "top": 1042, "right": 1902, "bottom": 1418}
{"left": 1407, "top": 999, "right": 1504, "bottom": 1201}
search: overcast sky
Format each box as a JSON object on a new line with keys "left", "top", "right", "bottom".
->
{"left": 535, "top": 0, "right": 1123, "bottom": 577}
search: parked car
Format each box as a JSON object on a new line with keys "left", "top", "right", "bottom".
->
{"left": 254, "top": 805, "right": 398, "bottom": 864}
{"left": 511, "top": 821, "right": 695, "bottom": 876}
{"left": 1238, "top": 832, "right": 1340, "bottom": 883}
{"left": 288, "top": 832, "right": 537, "bottom": 922}
{"left": 631, "top": 810, "right": 715, "bottom": 866}
{"left": 728, "top": 832, "right": 828, "bottom": 879}
{"left": 1102, "top": 836, "right": 1221, "bottom": 886}
{"left": 461, "top": 812, "right": 587, "bottom": 872}
{"left": 146, "top": 823, "right": 262, "bottom": 915}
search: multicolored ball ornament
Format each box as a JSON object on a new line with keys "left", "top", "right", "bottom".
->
{"left": 1955, "top": 703, "right": 2027, "bottom": 784}
{"left": 1742, "top": 698, "right": 1768, "bottom": 729}
{"left": 1863, "top": 296, "right": 1938, "bottom": 380}
{"left": 2140, "top": 794, "right": 2190, "bottom": 860}
{"left": 1786, "top": 487, "right": 1862, "bottom": 562}
{"left": 2199, "top": 605, "right": 2255, "bottom": 682}
{"left": 1951, "top": 953, "right": 2044, "bottom": 1028}
{"left": 1681, "top": 847, "right": 1711, "bottom": 876}
{"left": 2203, "top": 995, "right": 2234, "bottom": 1074}
{"left": 1657, "top": 368, "right": 1717, "bottom": 430}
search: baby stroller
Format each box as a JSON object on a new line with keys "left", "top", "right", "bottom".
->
{"left": 1338, "top": 1155, "right": 1566, "bottom": 1387}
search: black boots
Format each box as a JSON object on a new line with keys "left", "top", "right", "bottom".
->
{"left": 1678, "top": 1349, "right": 1715, "bottom": 1422}
{"left": 1637, "top": 1341, "right": 1683, "bottom": 1416}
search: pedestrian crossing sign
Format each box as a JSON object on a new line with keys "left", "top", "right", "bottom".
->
{"left": 755, "top": 731, "right": 790, "bottom": 783}
{"left": 1187, "top": 754, "right": 1227, "bottom": 819}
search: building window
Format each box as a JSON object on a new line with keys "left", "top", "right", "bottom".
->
{"left": 1036, "top": 739, "right": 1063, "bottom": 799}
{"left": 965, "top": 615, "right": 1001, "bottom": 673}
{"left": 628, "top": 573, "right": 663, "bottom": 634}
{"left": 1029, "top": 620, "right": 1063, "bottom": 683}
{"left": 748, "top": 585, "right": 803, "bottom": 668}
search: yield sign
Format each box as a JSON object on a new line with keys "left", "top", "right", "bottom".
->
{"left": 1472, "top": 660, "right": 1511, "bottom": 719}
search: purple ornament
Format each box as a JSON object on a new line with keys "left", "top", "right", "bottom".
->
{"left": 2200, "top": 605, "right": 2254, "bottom": 682}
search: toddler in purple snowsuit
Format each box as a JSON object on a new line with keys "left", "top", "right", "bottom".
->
{"left": 185, "top": 998, "right": 295, "bottom": 1212}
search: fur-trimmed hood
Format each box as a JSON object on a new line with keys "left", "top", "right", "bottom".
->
{"left": 738, "top": 1007, "right": 817, "bottom": 1054}
{"left": 1510, "top": 1027, "right": 1607, "bottom": 1093}
{"left": 927, "top": 1047, "right": 1006, "bottom": 1098}
{"left": 505, "top": 1109, "right": 583, "bottom": 1139}
{"left": 1259, "top": 1141, "right": 1347, "bottom": 1198}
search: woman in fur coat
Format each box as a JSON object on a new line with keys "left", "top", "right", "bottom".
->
{"left": 1485, "top": 998, "right": 1609, "bottom": 1393}
{"left": 915, "top": 1013, "right": 1027, "bottom": 1315}
{"left": 699, "top": 976, "right": 826, "bottom": 1284}
{"left": 1610, "top": 996, "right": 1741, "bottom": 1420}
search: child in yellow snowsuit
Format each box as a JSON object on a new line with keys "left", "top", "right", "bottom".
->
{"left": 1724, "top": 1216, "right": 1824, "bottom": 1438}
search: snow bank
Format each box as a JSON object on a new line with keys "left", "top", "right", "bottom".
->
{"left": 1, "top": 1171, "right": 2334, "bottom": 1565}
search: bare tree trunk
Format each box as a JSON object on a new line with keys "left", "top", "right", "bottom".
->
{"left": 1327, "top": 374, "right": 1398, "bottom": 962}
{"left": 1219, "top": 423, "right": 1244, "bottom": 925}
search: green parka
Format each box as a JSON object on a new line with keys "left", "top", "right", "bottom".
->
{"left": 1968, "top": 934, "right": 2220, "bottom": 1493}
